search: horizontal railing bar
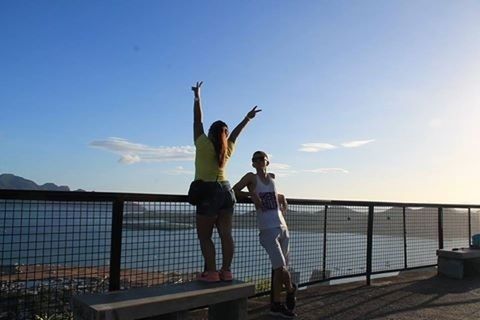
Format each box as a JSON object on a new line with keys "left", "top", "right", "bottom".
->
{"left": 369, "top": 264, "right": 438, "bottom": 276}
{"left": 1, "top": 189, "right": 480, "bottom": 209}
{"left": 296, "top": 272, "right": 370, "bottom": 288}
{"left": 286, "top": 198, "right": 480, "bottom": 209}
{"left": 0, "top": 189, "right": 187, "bottom": 202}
{"left": 286, "top": 265, "right": 439, "bottom": 291}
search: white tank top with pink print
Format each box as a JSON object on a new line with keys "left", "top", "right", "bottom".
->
{"left": 253, "top": 174, "right": 287, "bottom": 230}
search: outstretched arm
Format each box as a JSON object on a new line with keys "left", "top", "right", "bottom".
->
{"left": 192, "top": 81, "right": 205, "bottom": 141}
{"left": 228, "top": 106, "right": 262, "bottom": 144}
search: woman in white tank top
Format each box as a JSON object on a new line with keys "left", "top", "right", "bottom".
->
{"left": 253, "top": 173, "right": 288, "bottom": 230}
{"left": 233, "top": 151, "right": 297, "bottom": 318}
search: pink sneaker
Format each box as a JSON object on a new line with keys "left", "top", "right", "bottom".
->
{"left": 219, "top": 269, "right": 233, "bottom": 281}
{"left": 196, "top": 271, "right": 220, "bottom": 282}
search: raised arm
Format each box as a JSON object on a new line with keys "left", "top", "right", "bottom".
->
{"left": 192, "top": 81, "right": 205, "bottom": 141}
{"left": 228, "top": 106, "right": 262, "bottom": 144}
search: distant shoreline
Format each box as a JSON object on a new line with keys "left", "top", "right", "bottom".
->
{"left": 122, "top": 210, "right": 473, "bottom": 240}
{"left": 0, "top": 264, "right": 196, "bottom": 289}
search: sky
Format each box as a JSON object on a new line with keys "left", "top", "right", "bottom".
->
{"left": 1, "top": 1, "right": 480, "bottom": 204}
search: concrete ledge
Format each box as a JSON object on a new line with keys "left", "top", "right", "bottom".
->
{"left": 71, "top": 280, "right": 254, "bottom": 320}
{"left": 438, "top": 256, "right": 464, "bottom": 279}
{"left": 437, "top": 248, "right": 480, "bottom": 279}
{"left": 437, "top": 248, "right": 480, "bottom": 259}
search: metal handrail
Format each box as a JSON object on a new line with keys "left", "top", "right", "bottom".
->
{"left": 2, "top": 189, "right": 480, "bottom": 209}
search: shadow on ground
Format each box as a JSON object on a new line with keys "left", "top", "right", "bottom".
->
{"left": 189, "top": 268, "right": 480, "bottom": 319}
{"left": 248, "top": 268, "right": 480, "bottom": 320}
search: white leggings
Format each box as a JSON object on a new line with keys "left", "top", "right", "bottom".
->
{"left": 259, "top": 227, "right": 290, "bottom": 269}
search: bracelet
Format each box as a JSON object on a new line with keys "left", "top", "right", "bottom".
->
{"left": 194, "top": 97, "right": 199, "bottom": 102}
{"left": 245, "top": 116, "right": 252, "bottom": 121}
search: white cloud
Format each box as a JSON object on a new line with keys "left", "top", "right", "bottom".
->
{"left": 268, "top": 163, "right": 297, "bottom": 177}
{"left": 269, "top": 163, "right": 292, "bottom": 170}
{"left": 261, "top": 161, "right": 348, "bottom": 177}
{"left": 119, "top": 154, "right": 141, "bottom": 164}
{"left": 164, "top": 166, "right": 194, "bottom": 175}
{"left": 341, "top": 139, "right": 375, "bottom": 148}
{"left": 303, "top": 168, "right": 349, "bottom": 174}
{"left": 299, "top": 140, "right": 375, "bottom": 152}
{"left": 90, "top": 137, "right": 195, "bottom": 164}
{"left": 299, "top": 143, "right": 337, "bottom": 152}
{"left": 273, "top": 172, "right": 293, "bottom": 178}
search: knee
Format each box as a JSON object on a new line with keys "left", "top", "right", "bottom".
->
{"left": 197, "top": 233, "right": 213, "bottom": 242}
{"left": 196, "top": 225, "right": 213, "bottom": 241}
{"left": 197, "top": 229, "right": 213, "bottom": 242}
{"left": 216, "top": 223, "right": 232, "bottom": 239}
{"left": 273, "top": 266, "right": 287, "bottom": 273}
{"left": 218, "top": 231, "right": 233, "bottom": 241}
{"left": 274, "top": 266, "right": 287, "bottom": 274}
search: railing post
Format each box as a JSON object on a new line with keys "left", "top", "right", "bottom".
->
{"left": 109, "top": 198, "right": 124, "bottom": 291}
{"left": 366, "top": 205, "right": 374, "bottom": 285}
{"left": 403, "top": 206, "right": 407, "bottom": 269}
{"left": 322, "top": 205, "right": 328, "bottom": 280}
{"left": 438, "top": 207, "right": 444, "bottom": 250}
{"left": 468, "top": 208, "right": 472, "bottom": 246}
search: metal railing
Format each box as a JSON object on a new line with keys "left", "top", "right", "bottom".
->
{"left": 1, "top": 189, "right": 479, "bottom": 319}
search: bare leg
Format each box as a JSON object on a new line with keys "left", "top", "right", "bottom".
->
{"left": 282, "top": 267, "right": 295, "bottom": 292}
{"left": 273, "top": 266, "right": 295, "bottom": 303}
{"left": 196, "top": 214, "right": 217, "bottom": 272}
{"left": 215, "top": 211, "right": 234, "bottom": 270}
{"left": 272, "top": 268, "right": 284, "bottom": 302}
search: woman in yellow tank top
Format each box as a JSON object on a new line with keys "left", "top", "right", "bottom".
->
{"left": 192, "top": 81, "right": 261, "bottom": 282}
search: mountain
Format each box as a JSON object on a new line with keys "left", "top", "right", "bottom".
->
{"left": 0, "top": 173, "right": 83, "bottom": 191}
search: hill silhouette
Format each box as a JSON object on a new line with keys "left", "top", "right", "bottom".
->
{"left": 0, "top": 173, "right": 84, "bottom": 192}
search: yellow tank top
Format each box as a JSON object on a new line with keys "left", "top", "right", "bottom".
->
{"left": 195, "top": 134, "right": 235, "bottom": 181}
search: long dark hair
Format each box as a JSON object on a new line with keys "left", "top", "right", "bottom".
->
{"left": 208, "top": 120, "right": 228, "bottom": 168}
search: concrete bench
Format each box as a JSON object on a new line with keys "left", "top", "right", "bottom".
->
{"left": 437, "top": 248, "right": 480, "bottom": 279}
{"left": 71, "top": 280, "right": 255, "bottom": 320}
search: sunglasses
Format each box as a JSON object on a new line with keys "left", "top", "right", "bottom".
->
{"left": 252, "top": 156, "right": 268, "bottom": 162}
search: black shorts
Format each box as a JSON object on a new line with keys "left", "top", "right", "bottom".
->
{"left": 196, "top": 181, "right": 236, "bottom": 216}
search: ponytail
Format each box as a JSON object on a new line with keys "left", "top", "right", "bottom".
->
{"left": 208, "top": 121, "right": 228, "bottom": 168}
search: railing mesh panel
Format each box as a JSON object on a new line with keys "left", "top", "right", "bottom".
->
{"left": 372, "top": 207, "right": 405, "bottom": 272}
{"left": 405, "top": 207, "right": 438, "bottom": 267}
{"left": 325, "top": 206, "right": 368, "bottom": 277}
{"left": 285, "top": 204, "right": 325, "bottom": 285}
{"left": 0, "top": 200, "right": 111, "bottom": 320}
{"left": 1, "top": 192, "right": 478, "bottom": 319}
{"left": 471, "top": 209, "right": 480, "bottom": 239}
{"left": 121, "top": 201, "right": 199, "bottom": 289}
{"left": 443, "top": 208, "right": 469, "bottom": 250}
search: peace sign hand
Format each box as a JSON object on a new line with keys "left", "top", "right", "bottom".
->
{"left": 246, "top": 106, "right": 262, "bottom": 120}
{"left": 191, "top": 81, "right": 203, "bottom": 97}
